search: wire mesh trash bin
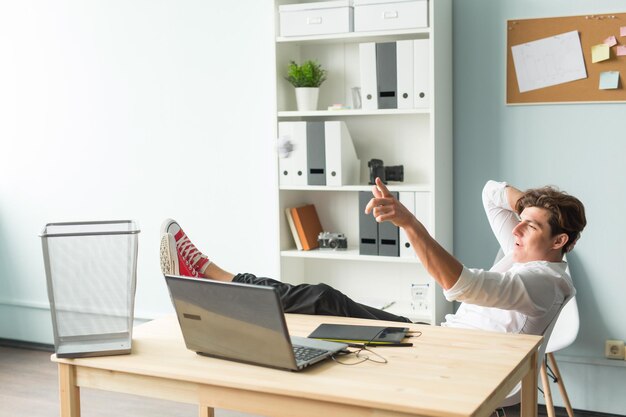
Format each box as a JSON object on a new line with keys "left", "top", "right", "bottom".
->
{"left": 40, "top": 220, "right": 140, "bottom": 358}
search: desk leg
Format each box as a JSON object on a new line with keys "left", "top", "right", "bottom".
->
{"left": 520, "top": 351, "right": 538, "bottom": 417}
{"left": 58, "top": 363, "right": 81, "bottom": 417}
{"left": 199, "top": 406, "right": 214, "bottom": 417}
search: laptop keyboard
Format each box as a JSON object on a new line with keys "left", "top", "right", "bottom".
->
{"left": 292, "top": 345, "right": 328, "bottom": 363}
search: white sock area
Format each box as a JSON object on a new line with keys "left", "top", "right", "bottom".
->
{"left": 198, "top": 260, "right": 212, "bottom": 274}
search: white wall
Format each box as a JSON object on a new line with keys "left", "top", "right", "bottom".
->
{"left": 453, "top": 0, "right": 626, "bottom": 414}
{"left": 0, "top": 1, "right": 278, "bottom": 340}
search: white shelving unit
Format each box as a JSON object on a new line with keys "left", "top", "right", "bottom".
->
{"left": 272, "top": 0, "right": 453, "bottom": 324}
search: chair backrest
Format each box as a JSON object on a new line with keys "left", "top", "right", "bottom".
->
{"left": 546, "top": 295, "right": 579, "bottom": 353}
{"left": 547, "top": 251, "right": 579, "bottom": 353}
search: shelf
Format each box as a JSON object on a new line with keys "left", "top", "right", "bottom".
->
{"left": 281, "top": 248, "right": 421, "bottom": 264}
{"left": 279, "top": 184, "right": 433, "bottom": 192}
{"left": 273, "top": 0, "right": 452, "bottom": 326}
{"left": 276, "top": 28, "right": 430, "bottom": 45}
{"left": 278, "top": 108, "right": 430, "bottom": 118}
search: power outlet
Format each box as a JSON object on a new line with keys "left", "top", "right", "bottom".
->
{"left": 411, "top": 283, "right": 430, "bottom": 314}
{"left": 605, "top": 339, "right": 625, "bottom": 360}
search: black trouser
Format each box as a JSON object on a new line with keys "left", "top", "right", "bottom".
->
{"left": 233, "top": 273, "right": 412, "bottom": 323}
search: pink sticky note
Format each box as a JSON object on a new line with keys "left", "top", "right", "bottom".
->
{"left": 621, "top": 26, "right": 626, "bottom": 37}
{"left": 604, "top": 35, "right": 617, "bottom": 47}
{"left": 617, "top": 45, "right": 626, "bottom": 56}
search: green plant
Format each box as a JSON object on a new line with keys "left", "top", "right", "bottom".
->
{"left": 285, "top": 60, "right": 327, "bottom": 88}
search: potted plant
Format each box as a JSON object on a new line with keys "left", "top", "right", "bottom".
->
{"left": 285, "top": 60, "right": 327, "bottom": 111}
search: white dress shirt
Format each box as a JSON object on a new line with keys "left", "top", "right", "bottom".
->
{"left": 441, "top": 180, "right": 575, "bottom": 335}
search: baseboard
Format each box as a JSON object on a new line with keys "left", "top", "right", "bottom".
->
{"left": 0, "top": 337, "right": 54, "bottom": 352}
{"left": 562, "top": 407, "right": 625, "bottom": 417}
{"left": 506, "top": 404, "right": 626, "bottom": 417}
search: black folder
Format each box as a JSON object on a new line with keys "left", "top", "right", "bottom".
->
{"left": 359, "top": 191, "right": 378, "bottom": 255}
{"left": 378, "top": 191, "right": 399, "bottom": 257}
{"left": 376, "top": 42, "right": 398, "bottom": 109}
{"left": 306, "top": 121, "right": 326, "bottom": 185}
{"left": 308, "top": 324, "right": 408, "bottom": 346}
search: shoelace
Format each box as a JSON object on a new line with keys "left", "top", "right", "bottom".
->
{"left": 176, "top": 234, "right": 207, "bottom": 269}
{"left": 182, "top": 255, "right": 199, "bottom": 278}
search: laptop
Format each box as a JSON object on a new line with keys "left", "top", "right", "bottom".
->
{"left": 164, "top": 275, "right": 348, "bottom": 371}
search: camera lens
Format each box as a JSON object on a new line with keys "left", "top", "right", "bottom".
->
{"left": 384, "top": 165, "right": 404, "bottom": 182}
{"left": 329, "top": 240, "right": 338, "bottom": 249}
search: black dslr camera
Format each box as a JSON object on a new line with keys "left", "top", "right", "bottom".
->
{"left": 368, "top": 159, "right": 404, "bottom": 185}
{"left": 318, "top": 232, "right": 348, "bottom": 250}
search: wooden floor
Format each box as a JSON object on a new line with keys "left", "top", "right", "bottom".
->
{"left": 0, "top": 346, "right": 257, "bottom": 417}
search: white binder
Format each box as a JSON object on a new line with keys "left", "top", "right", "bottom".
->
{"left": 324, "top": 121, "right": 360, "bottom": 186}
{"left": 399, "top": 192, "right": 416, "bottom": 258}
{"left": 413, "top": 38, "right": 430, "bottom": 108}
{"left": 278, "top": 122, "right": 308, "bottom": 186}
{"left": 396, "top": 40, "right": 414, "bottom": 110}
{"left": 359, "top": 42, "right": 378, "bottom": 111}
{"left": 414, "top": 191, "right": 432, "bottom": 234}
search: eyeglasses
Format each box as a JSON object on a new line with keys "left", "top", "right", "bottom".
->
{"left": 331, "top": 329, "right": 422, "bottom": 366}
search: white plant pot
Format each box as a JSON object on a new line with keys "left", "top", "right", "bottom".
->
{"left": 295, "top": 87, "right": 319, "bottom": 111}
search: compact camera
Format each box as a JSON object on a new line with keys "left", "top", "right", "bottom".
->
{"left": 318, "top": 232, "right": 348, "bottom": 250}
{"left": 368, "top": 158, "right": 404, "bottom": 185}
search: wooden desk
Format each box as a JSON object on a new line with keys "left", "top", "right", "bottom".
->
{"left": 52, "top": 314, "right": 541, "bottom": 417}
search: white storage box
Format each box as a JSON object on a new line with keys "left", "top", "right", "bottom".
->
{"left": 279, "top": 0, "right": 354, "bottom": 37}
{"left": 354, "top": 0, "right": 428, "bottom": 32}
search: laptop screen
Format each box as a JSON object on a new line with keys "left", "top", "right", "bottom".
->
{"left": 165, "top": 275, "right": 297, "bottom": 369}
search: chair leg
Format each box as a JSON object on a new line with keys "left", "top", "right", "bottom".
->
{"left": 493, "top": 408, "right": 506, "bottom": 417}
{"left": 540, "top": 358, "right": 556, "bottom": 417}
{"left": 547, "top": 352, "right": 575, "bottom": 417}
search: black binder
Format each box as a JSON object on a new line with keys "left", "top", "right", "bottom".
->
{"left": 359, "top": 191, "right": 378, "bottom": 255}
{"left": 378, "top": 191, "right": 399, "bottom": 257}
{"left": 376, "top": 42, "right": 398, "bottom": 109}
{"left": 306, "top": 121, "right": 326, "bottom": 185}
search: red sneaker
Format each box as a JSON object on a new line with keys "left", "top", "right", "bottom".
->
{"left": 161, "top": 219, "right": 211, "bottom": 274}
{"left": 160, "top": 233, "right": 199, "bottom": 278}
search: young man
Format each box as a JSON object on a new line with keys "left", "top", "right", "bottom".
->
{"left": 160, "top": 178, "right": 586, "bottom": 335}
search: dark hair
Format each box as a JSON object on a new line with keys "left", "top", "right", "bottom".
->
{"left": 515, "top": 186, "right": 587, "bottom": 255}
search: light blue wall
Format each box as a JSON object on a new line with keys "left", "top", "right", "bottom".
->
{"left": 453, "top": 0, "right": 626, "bottom": 413}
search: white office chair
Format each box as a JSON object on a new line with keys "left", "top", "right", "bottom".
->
{"left": 493, "top": 250, "right": 578, "bottom": 417}
{"left": 543, "top": 296, "right": 578, "bottom": 417}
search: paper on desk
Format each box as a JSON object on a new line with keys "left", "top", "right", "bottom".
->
{"left": 511, "top": 30, "right": 587, "bottom": 93}
{"left": 617, "top": 45, "right": 626, "bottom": 57}
{"left": 599, "top": 71, "right": 620, "bottom": 90}
{"left": 621, "top": 26, "right": 626, "bottom": 37}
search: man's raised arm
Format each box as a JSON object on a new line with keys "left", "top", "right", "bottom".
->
{"left": 482, "top": 180, "right": 523, "bottom": 256}
{"left": 365, "top": 177, "right": 462, "bottom": 290}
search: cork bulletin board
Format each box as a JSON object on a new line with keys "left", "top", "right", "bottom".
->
{"left": 507, "top": 12, "right": 626, "bottom": 104}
